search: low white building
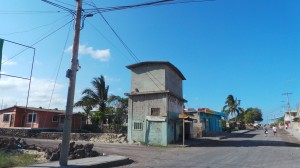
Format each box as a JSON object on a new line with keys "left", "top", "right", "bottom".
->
{"left": 284, "top": 110, "right": 298, "bottom": 130}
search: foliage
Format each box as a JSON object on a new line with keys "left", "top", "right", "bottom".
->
{"left": 106, "top": 95, "right": 128, "bottom": 133}
{"left": 0, "top": 150, "right": 36, "bottom": 168}
{"left": 74, "top": 96, "right": 94, "bottom": 124}
{"left": 90, "top": 111, "right": 104, "bottom": 125}
{"left": 271, "top": 116, "right": 284, "bottom": 126}
{"left": 242, "top": 108, "right": 263, "bottom": 124}
{"left": 222, "top": 95, "right": 244, "bottom": 122}
{"left": 75, "top": 75, "right": 109, "bottom": 124}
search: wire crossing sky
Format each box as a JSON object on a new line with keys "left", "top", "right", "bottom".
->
{"left": 0, "top": 0, "right": 300, "bottom": 124}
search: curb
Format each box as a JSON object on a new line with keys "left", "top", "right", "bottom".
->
{"left": 16, "top": 155, "right": 132, "bottom": 168}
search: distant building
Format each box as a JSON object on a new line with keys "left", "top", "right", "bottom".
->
{"left": 185, "top": 108, "right": 225, "bottom": 138}
{"left": 284, "top": 110, "right": 298, "bottom": 130}
{"left": 126, "top": 61, "right": 187, "bottom": 146}
{"left": 0, "top": 106, "right": 85, "bottom": 130}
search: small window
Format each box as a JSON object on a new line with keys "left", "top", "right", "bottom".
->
{"left": 28, "top": 113, "right": 37, "bottom": 123}
{"left": 3, "top": 114, "right": 10, "bottom": 122}
{"left": 52, "top": 115, "right": 59, "bottom": 122}
{"left": 134, "top": 122, "right": 143, "bottom": 130}
{"left": 151, "top": 108, "right": 160, "bottom": 116}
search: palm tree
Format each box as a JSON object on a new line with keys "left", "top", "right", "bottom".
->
{"left": 222, "top": 95, "right": 244, "bottom": 123}
{"left": 74, "top": 96, "right": 93, "bottom": 124}
{"left": 75, "top": 75, "right": 109, "bottom": 124}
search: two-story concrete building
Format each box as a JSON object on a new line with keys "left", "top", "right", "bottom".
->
{"left": 126, "top": 61, "right": 186, "bottom": 146}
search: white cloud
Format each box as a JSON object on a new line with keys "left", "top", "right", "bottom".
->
{"left": 104, "top": 76, "right": 121, "bottom": 83}
{"left": 0, "top": 77, "right": 66, "bottom": 110}
{"left": 66, "top": 44, "right": 111, "bottom": 62}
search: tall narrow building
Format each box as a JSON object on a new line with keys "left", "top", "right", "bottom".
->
{"left": 126, "top": 61, "right": 186, "bottom": 146}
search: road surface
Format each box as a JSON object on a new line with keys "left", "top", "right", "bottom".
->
{"left": 24, "top": 129, "right": 300, "bottom": 168}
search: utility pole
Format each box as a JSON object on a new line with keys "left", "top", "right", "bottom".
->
{"left": 282, "top": 92, "right": 293, "bottom": 134}
{"left": 59, "top": 0, "right": 82, "bottom": 166}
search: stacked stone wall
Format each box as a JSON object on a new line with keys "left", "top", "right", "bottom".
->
{"left": 0, "top": 128, "right": 128, "bottom": 143}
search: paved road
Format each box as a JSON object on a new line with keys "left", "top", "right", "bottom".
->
{"left": 24, "top": 129, "right": 300, "bottom": 168}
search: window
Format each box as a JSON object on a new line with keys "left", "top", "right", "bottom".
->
{"left": 28, "top": 113, "right": 37, "bottom": 123}
{"left": 3, "top": 114, "right": 10, "bottom": 122}
{"left": 134, "top": 122, "right": 143, "bottom": 130}
{"left": 151, "top": 108, "right": 160, "bottom": 116}
{"left": 52, "top": 115, "right": 59, "bottom": 122}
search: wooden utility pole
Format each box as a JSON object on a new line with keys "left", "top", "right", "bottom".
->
{"left": 282, "top": 92, "right": 293, "bottom": 134}
{"left": 59, "top": 0, "right": 82, "bottom": 166}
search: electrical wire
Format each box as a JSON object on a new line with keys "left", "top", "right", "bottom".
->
{"left": 86, "top": 21, "right": 133, "bottom": 63}
{"left": 48, "top": 21, "right": 72, "bottom": 109}
{"left": 43, "top": 20, "right": 73, "bottom": 128}
{"left": 0, "top": 10, "right": 65, "bottom": 14}
{"left": 1, "top": 18, "right": 74, "bottom": 65}
{"left": 0, "top": 14, "right": 71, "bottom": 36}
{"left": 41, "top": 0, "right": 75, "bottom": 15}
{"left": 53, "top": 0, "right": 76, "bottom": 7}
{"left": 90, "top": 1, "right": 166, "bottom": 90}
{"left": 85, "top": 0, "right": 172, "bottom": 13}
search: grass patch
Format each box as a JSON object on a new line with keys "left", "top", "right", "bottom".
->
{"left": 0, "top": 150, "right": 37, "bottom": 168}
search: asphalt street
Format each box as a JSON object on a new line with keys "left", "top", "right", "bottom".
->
{"left": 23, "top": 129, "right": 300, "bottom": 168}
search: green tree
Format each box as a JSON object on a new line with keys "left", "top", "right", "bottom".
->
{"left": 222, "top": 95, "right": 244, "bottom": 122}
{"left": 74, "top": 96, "right": 93, "bottom": 124}
{"left": 106, "top": 95, "right": 128, "bottom": 133}
{"left": 243, "top": 107, "right": 263, "bottom": 124}
{"left": 76, "top": 75, "right": 109, "bottom": 124}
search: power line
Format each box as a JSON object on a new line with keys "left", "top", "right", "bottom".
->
{"left": 48, "top": 21, "right": 73, "bottom": 109}
{"left": 85, "top": 0, "right": 214, "bottom": 14}
{"left": 41, "top": 0, "right": 75, "bottom": 15}
{"left": 1, "top": 18, "right": 74, "bottom": 65}
{"left": 86, "top": 21, "right": 134, "bottom": 63}
{"left": 43, "top": 20, "right": 73, "bottom": 128}
{"left": 153, "top": 0, "right": 215, "bottom": 6}
{"left": 85, "top": 0, "right": 173, "bottom": 13}
{"left": 98, "top": 13, "right": 140, "bottom": 62}
{"left": 90, "top": 1, "right": 166, "bottom": 90}
{"left": 0, "top": 14, "right": 71, "bottom": 36}
{"left": 0, "top": 10, "right": 66, "bottom": 14}
{"left": 53, "top": 0, "right": 76, "bottom": 7}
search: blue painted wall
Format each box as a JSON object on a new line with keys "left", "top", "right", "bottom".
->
{"left": 200, "top": 113, "right": 222, "bottom": 132}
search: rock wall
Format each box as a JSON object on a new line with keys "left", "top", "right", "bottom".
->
{"left": 0, "top": 128, "right": 58, "bottom": 138}
{"left": 0, "top": 128, "right": 128, "bottom": 143}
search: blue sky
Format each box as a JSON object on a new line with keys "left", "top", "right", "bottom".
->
{"left": 0, "top": 0, "right": 300, "bottom": 123}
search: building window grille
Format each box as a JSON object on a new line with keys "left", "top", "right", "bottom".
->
{"left": 52, "top": 115, "right": 59, "bottom": 122}
{"left": 28, "top": 113, "right": 37, "bottom": 123}
{"left": 134, "top": 122, "right": 143, "bottom": 130}
{"left": 151, "top": 108, "right": 160, "bottom": 116}
{"left": 3, "top": 114, "right": 10, "bottom": 122}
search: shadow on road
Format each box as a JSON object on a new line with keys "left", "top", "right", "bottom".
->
{"left": 189, "top": 139, "right": 300, "bottom": 147}
{"left": 227, "top": 133, "right": 258, "bottom": 138}
{"left": 185, "top": 129, "right": 300, "bottom": 148}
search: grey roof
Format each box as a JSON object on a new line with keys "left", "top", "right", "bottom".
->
{"left": 0, "top": 106, "right": 84, "bottom": 116}
{"left": 126, "top": 61, "right": 186, "bottom": 80}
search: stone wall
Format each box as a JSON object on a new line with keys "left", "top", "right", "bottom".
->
{"left": 0, "top": 128, "right": 58, "bottom": 138}
{"left": 0, "top": 128, "right": 128, "bottom": 143}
